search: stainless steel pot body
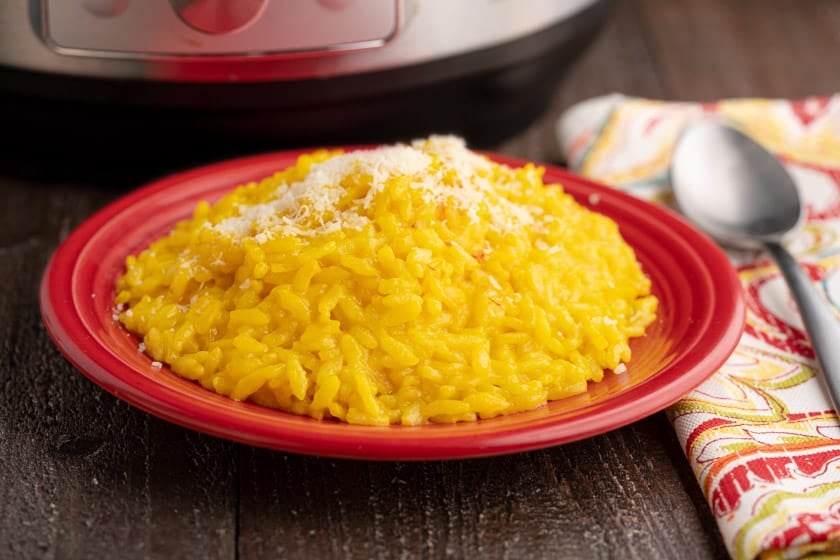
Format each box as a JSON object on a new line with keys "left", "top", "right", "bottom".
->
{"left": 0, "top": 1, "right": 612, "bottom": 181}
{"left": 3, "top": 0, "right": 599, "bottom": 82}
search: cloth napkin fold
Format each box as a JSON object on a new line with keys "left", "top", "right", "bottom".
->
{"left": 557, "top": 94, "right": 840, "bottom": 560}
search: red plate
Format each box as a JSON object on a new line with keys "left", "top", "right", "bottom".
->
{"left": 40, "top": 150, "right": 745, "bottom": 460}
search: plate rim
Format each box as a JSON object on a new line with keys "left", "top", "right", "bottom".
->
{"left": 40, "top": 149, "right": 746, "bottom": 460}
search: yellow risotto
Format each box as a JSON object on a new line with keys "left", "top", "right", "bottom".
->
{"left": 115, "top": 136, "right": 657, "bottom": 425}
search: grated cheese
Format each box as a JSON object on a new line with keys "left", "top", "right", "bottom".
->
{"left": 209, "top": 136, "right": 540, "bottom": 242}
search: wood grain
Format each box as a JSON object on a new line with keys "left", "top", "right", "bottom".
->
{"left": 0, "top": 183, "right": 238, "bottom": 560}
{"left": 237, "top": 415, "right": 726, "bottom": 560}
{"left": 4, "top": 1, "right": 840, "bottom": 558}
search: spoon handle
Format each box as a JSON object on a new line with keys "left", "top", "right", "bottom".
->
{"left": 765, "top": 241, "right": 840, "bottom": 412}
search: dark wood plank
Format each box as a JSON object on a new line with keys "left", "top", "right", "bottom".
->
{"left": 501, "top": 0, "right": 840, "bottom": 165}
{"left": 637, "top": 0, "right": 840, "bottom": 100}
{"left": 0, "top": 181, "right": 238, "bottom": 560}
{"left": 500, "top": 0, "right": 671, "bottom": 163}
{"left": 237, "top": 414, "right": 726, "bottom": 560}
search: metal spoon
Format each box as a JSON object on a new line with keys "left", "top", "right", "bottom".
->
{"left": 671, "top": 121, "right": 840, "bottom": 411}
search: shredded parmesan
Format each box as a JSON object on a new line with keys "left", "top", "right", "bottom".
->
{"left": 209, "top": 136, "right": 539, "bottom": 242}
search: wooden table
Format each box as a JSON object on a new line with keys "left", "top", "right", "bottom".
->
{"left": 4, "top": 1, "right": 840, "bottom": 558}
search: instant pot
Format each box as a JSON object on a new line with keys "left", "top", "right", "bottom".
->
{"left": 0, "top": 0, "right": 612, "bottom": 176}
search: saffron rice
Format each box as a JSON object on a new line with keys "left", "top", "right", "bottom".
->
{"left": 115, "top": 136, "right": 657, "bottom": 425}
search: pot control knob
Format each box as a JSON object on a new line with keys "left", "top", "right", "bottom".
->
{"left": 170, "top": 0, "right": 268, "bottom": 34}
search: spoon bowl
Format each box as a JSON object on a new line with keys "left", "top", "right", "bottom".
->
{"left": 671, "top": 121, "right": 840, "bottom": 412}
{"left": 671, "top": 121, "right": 803, "bottom": 249}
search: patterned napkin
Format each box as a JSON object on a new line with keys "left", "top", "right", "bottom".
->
{"left": 557, "top": 94, "right": 840, "bottom": 560}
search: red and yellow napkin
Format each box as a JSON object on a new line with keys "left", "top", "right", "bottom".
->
{"left": 557, "top": 94, "right": 840, "bottom": 560}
